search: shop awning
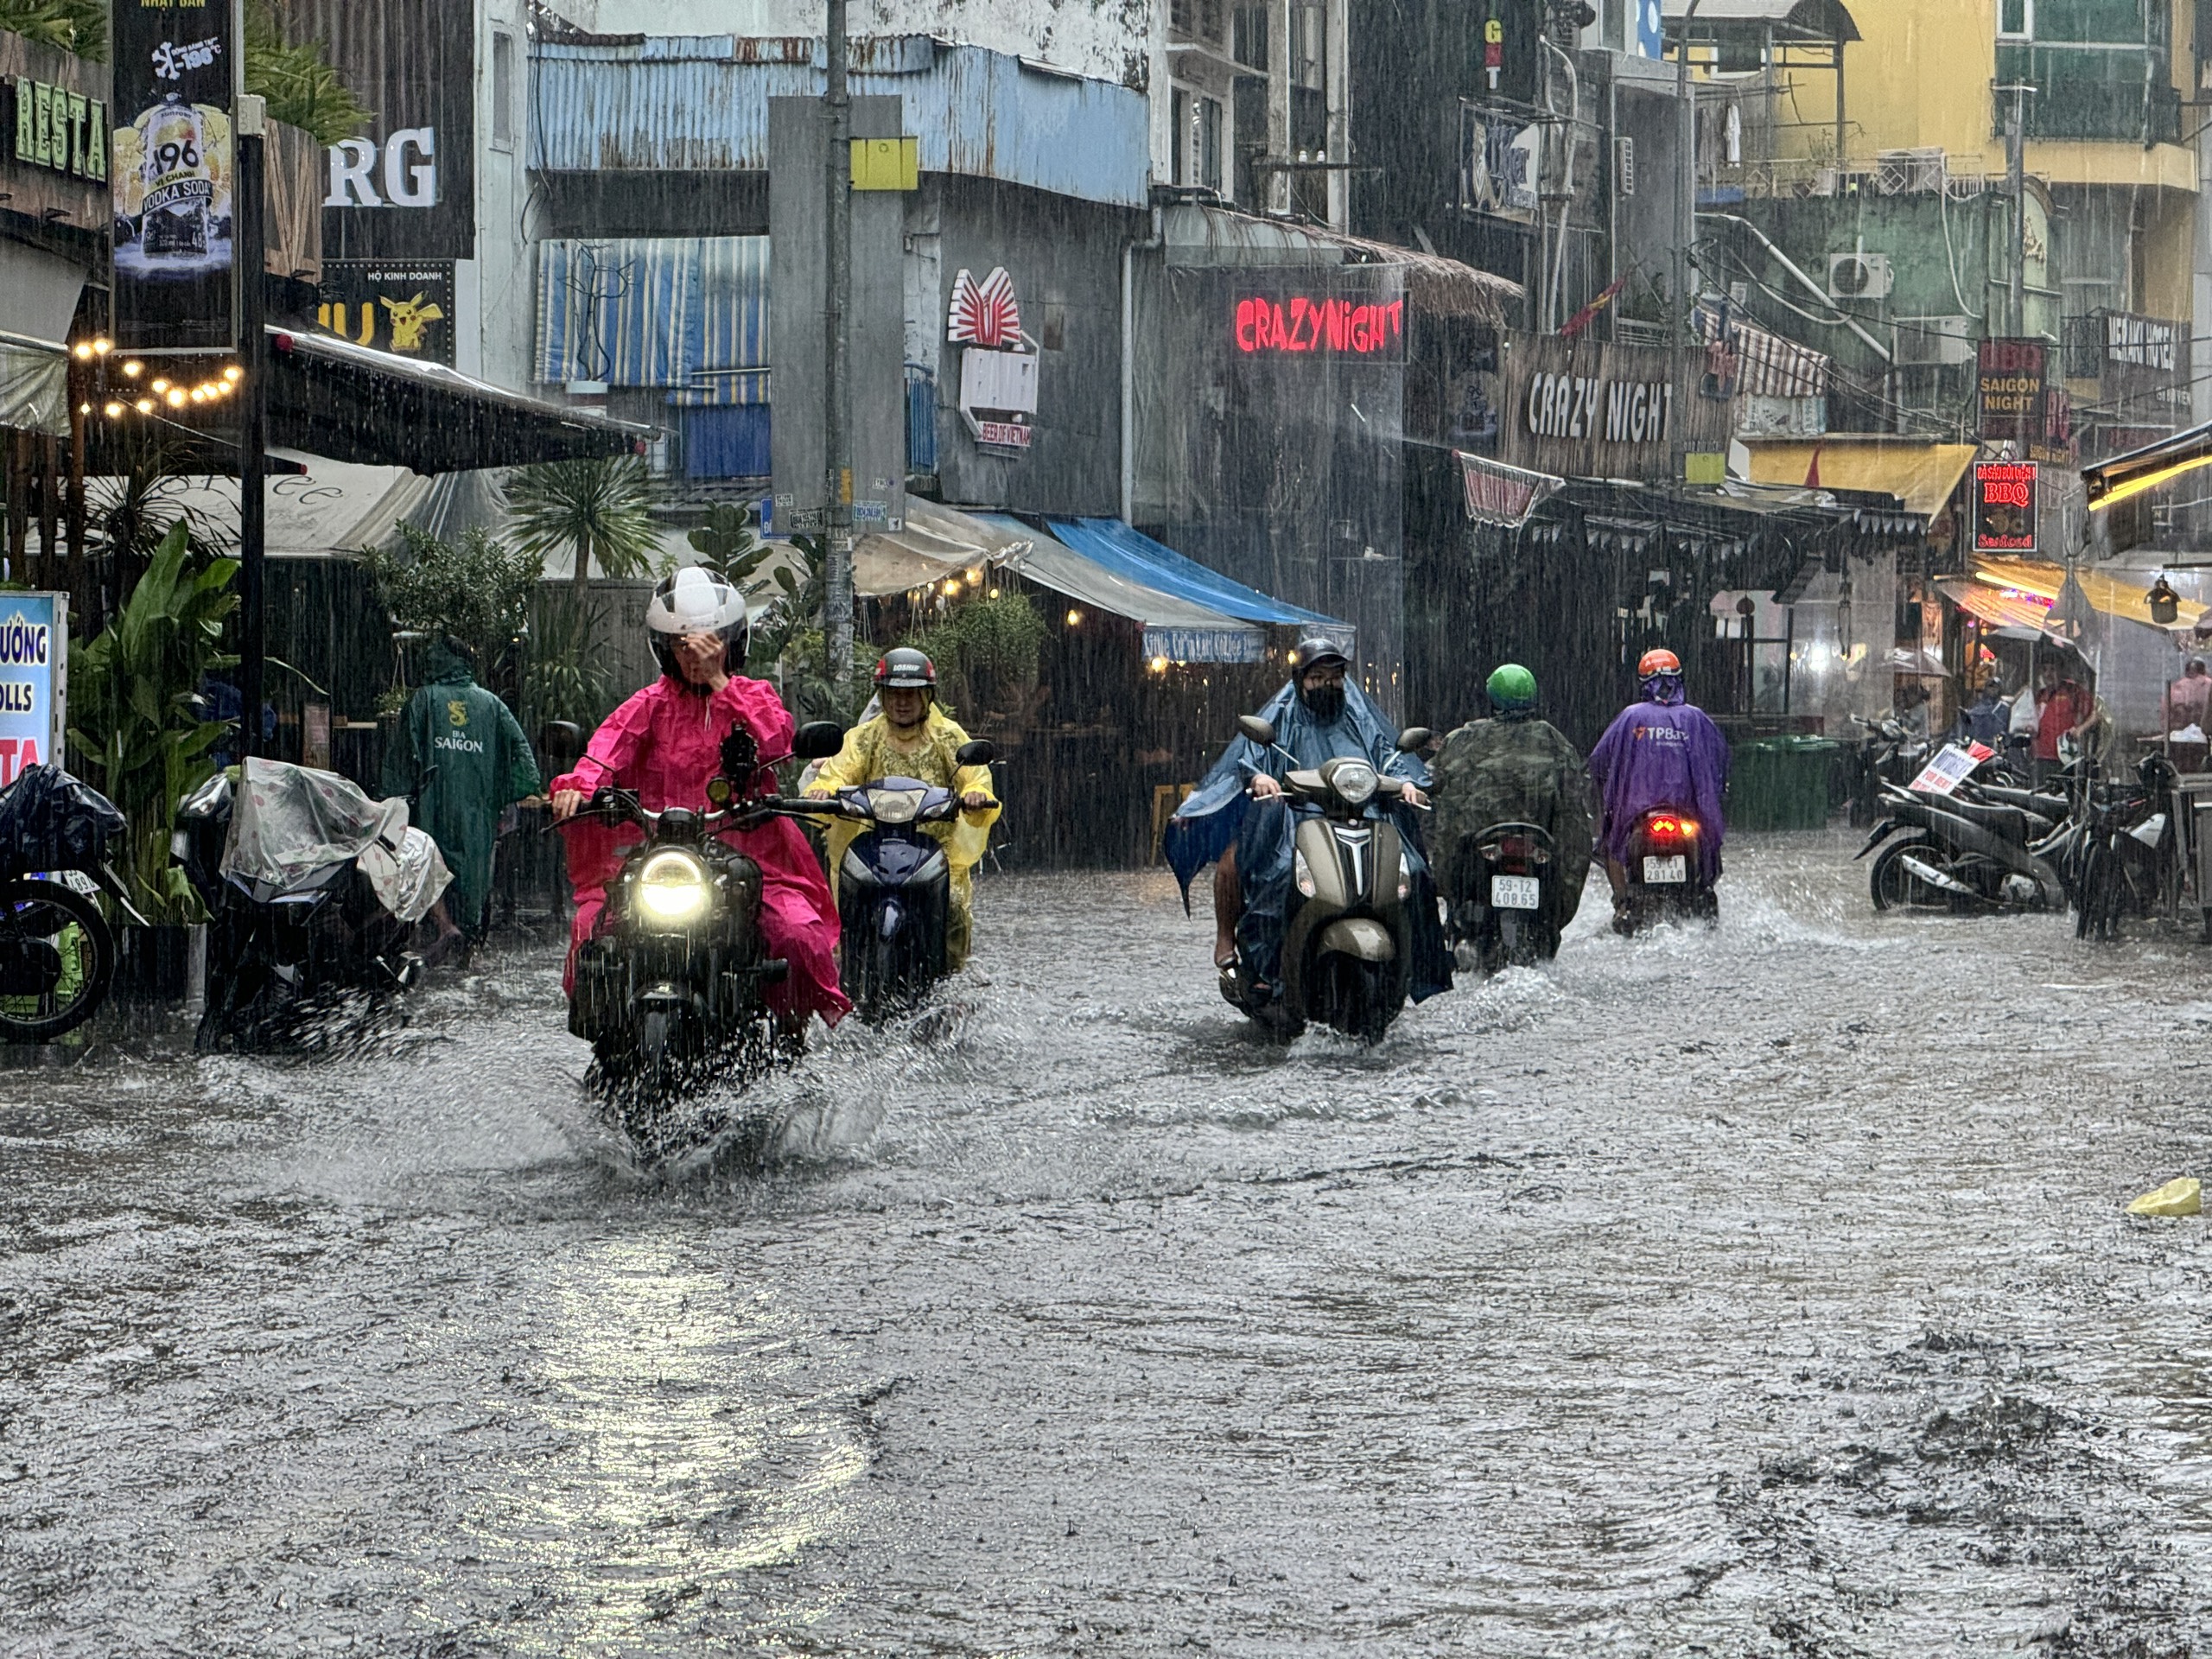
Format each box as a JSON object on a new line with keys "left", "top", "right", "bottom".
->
{"left": 0, "top": 328, "right": 66, "bottom": 436}
{"left": 964, "top": 514, "right": 1262, "bottom": 663}
{"left": 1740, "top": 437, "right": 1977, "bottom": 518}
{"left": 263, "top": 327, "right": 656, "bottom": 473}
{"left": 1938, "top": 577, "right": 2069, "bottom": 644}
{"left": 1039, "top": 517, "right": 1351, "bottom": 661}
{"left": 1161, "top": 203, "right": 1521, "bottom": 322}
{"left": 1971, "top": 556, "right": 2211, "bottom": 632}
{"left": 849, "top": 499, "right": 1034, "bottom": 598}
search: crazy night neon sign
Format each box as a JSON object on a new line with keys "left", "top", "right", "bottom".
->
{"left": 1233, "top": 294, "right": 1406, "bottom": 357}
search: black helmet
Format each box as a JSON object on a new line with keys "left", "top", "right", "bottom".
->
{"left": 1292, "top": 636, "right": 1351, "bottom": 674}
{"left": 646, "top": 568, "right": 749, "bottom": 681}
{"left": 874, "top": 646, "right": 938, "bottom": 690}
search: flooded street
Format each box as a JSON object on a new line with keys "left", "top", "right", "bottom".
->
{"left": 7, "top": 830, "right": 2212, "bottom": 1656}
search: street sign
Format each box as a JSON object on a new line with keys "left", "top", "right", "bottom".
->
{"left": 0, "top": 592, "right": 66, "bottom": 788}
{"left": 1974, "top": 461, "right": 2038, "bottom": 553}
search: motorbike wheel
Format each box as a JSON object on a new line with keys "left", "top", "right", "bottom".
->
{"left": 2075, "top": 839, "right": 2125, "bottom": 942}
{"left": 1869, "top": 839, "right": 1962, "bottom": 912}
{"left": 0, "top": 879, "right": 115, "bottom": 1043}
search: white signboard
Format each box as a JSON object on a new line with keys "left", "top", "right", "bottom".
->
{"left": 1907, "top": 741, "right": 1995, "bottom": 798}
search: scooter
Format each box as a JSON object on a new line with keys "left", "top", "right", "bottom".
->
{"left": 562, "top": 720, "right": 846, "bottom": 1145}
{"left": 1448, "top": 821, "right": 1560, "bottom": 973}
{"left": 814, "top": 740, "right": 997, "bottom": 1022}
{"left": 1615, "top": 808, "right": 1719, "bottom": 932}
{"left": 1856, "top": 778, "right": 2077, "bottom": 913}
{"left": 174, "top": 769, "right": 426, "bottom": 1050}
{"left": 1219, "top": 715, "right": 1432, "bottom": 1045}
{"left": 0, "top": 764, "right": 140, "bottom": 1043}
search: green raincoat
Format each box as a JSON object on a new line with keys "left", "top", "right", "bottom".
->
{"left": 382, "top": 644, "right": 541, "bottom": 931}
{"left": 1428, "top": 714, "right": 1595, "bottom": 931}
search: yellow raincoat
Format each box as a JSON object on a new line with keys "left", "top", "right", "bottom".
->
{"left": 804, "top": 706, "right": 1001, "bottom": 969}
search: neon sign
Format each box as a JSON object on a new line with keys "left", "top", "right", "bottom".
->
{"left": 1974, "top": 461, "right": 2038, "bottom": 554}
{"left": 1233, "top": 295, "right": 1405, "bottom": 358}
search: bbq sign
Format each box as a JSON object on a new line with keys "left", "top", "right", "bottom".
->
{"left": 1974, "top": 461, "right": 2038, "bottom": 554}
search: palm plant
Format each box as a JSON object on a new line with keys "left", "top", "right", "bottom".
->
{"left": 506, "top": 456, "right": 659, "bottom": 598}
{"left": 0, "top": 0, "right": 102, "bottom": 57}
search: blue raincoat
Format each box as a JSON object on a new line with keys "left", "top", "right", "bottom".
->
{"left": 1164, "top": 679, "right": 1450, "bottom": 1001}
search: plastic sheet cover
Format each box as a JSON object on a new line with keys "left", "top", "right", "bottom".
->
{"left": 222, "top": 758, "right": 451, "bottom": 923}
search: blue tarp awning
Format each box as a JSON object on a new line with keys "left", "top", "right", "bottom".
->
{"left": 1045, "top": 518, "right": 1351, "bottom": 656}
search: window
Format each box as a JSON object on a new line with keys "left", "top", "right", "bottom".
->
{"left": 1171, "top": 88, "right": 1191, "bottom": 186}
{"left": 1198, "top": 96, "right": 1224, "bottom": 193}
{"left": 492, "top": 29, "right": 516, "bottom": 146}
{"left": 1998, "top": 0, "right": 2031, "bottom": 39}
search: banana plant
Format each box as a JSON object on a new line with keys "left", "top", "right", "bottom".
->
{"left": 65, "top": 522, "right": 238, "bottom": 924}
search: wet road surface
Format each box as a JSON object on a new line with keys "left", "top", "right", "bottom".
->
{"left": 5, "top": 830, "right": 2212, "bottom": 1656}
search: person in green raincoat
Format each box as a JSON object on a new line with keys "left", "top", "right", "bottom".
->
{"left": 382, "top": 636, "right": 542, "bottom": 957}
{"left": 1428, "top": 663, "right": 1594, "bottom": 938}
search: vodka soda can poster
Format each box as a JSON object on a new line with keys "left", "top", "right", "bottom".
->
{"left": 111, "top": 0, "right": 239, "bottom": 352}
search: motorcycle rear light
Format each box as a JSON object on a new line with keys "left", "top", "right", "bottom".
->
{"left": 1499, "top": 836, "right": 1533, "bottom": 857}
{"left": 1646, "top": 815, "right": 1696, "bottom": 845}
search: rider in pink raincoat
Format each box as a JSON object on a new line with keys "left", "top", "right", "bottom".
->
{"left": 550, "top": 569, "right": 849, "bottom": 1031}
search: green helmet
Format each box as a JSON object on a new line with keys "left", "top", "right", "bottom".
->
{"left": 1487, "top": 663, "right": 1537, "bottom": 712}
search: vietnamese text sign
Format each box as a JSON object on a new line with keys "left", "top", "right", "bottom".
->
{"left": 0, "top": 593, "right": 64, "bottom": 789}
{"left": 315, "top": 259, "right": 453, "bottom": 362}
{"left": 1974, "top": 461, "right": 2038, "bottom": 554}
{"left": 1908, "top": 741, "right": 1994, "bottom": 798}
{"left": 111, "top": 0, "right": 238, "bottom": 353}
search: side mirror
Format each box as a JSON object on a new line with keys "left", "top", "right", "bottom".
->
{"left": 793, "top": 720, "right": 847, "bottom": 761}
{"left": 1237, "top": 715, "right": 1277, "bottom": 748}
{"left": 954, "top": 739, "right": 995, "bottom": 767}
{"left": 1395, "top": 727, "right": 1433, "bottom": 753}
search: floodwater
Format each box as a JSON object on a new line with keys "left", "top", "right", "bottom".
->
{"left": 5, "top": 830, "right": 2212, "bottom": 1656}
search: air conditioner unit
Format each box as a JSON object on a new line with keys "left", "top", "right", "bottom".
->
{"left": 1893, "top": 314, "right": 1975, "bottom": 365}
{"left": 1827, "top": 251, "right": 1894, "bottom": 302}
{"left": 1876, "top": 147, "right": 1947, "bottom": 195}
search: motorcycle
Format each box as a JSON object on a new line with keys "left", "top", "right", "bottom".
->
{"left": 2072, "top": 754, "right": 2183, "bottom": 941}
{"left": 1218, "top": 715, "right": 1432, "bottom": 1045}
{"left": 1615, "top": 808, "right": 1719, "bottom": 932}
{"left": 814, "top": 740, "right": 997, "bottom": 1022}
{"left": 1856, "top": 762, "right": 2081, "bottom": 915}
{"left": 174, "top": 766, "right": 430, "bottom": 1050}
{"left": 0, "top": 764, "right": 140, "bottom": 1044}
{"left": 1448, "top": 822, "right": 1560, "bottom": 973}
{"left": 1847, "top": 715, "right": 1930, "bottom": 827}
{"left": 562, "top": 720, "right": 847, "bottom": 1135}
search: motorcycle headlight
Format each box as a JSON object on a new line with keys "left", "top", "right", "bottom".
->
{"left": 867, "top": 786, "right": 927, "bottom": 824}
{"left": 1331, "top": 760, "right": 1378, "bottom": 806}
{"left": 635, "top": 849, "right": 709, "bottom": 922}
{"left": 1293, "top": 848, "right": 1318, "bottom": 898}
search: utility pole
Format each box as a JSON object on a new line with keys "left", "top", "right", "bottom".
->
{"left": 823, "top": 0, "right": 855, "bottom": 681}
{"left": 2004, "top": 81, "right": 2028, "bottom": 336}
{"left": 1672, "top": 0, "right": 1704, "bottom": 477}
{"left": 236, "top": 93, "right": 267, "bottom": 760}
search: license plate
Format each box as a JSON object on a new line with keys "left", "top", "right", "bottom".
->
{"left": 1490, "top": 874, "right": 1541, "bottom": 910}
{"left": 1642, "top": 855, "right": 1687, "bottom": 884}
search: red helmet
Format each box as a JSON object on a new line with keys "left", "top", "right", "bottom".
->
{"left": 1637, "top": 648, "right": 1681, "bottom": 677}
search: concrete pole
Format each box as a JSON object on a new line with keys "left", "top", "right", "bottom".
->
{"left": 2007, "top": 91, "right": 2025, "bottom": 336}
{"left": 823, "top": 0, "right": 855, "bottom": 679}
{"left": 236, "top": 94, "right": 267, "bottom": 760}
{"left": 1674, "top": 0, "right": 1703, "bottom": 473}
{"left": 1325, "top": 0, "right": 1350, "bottom": 229}
{"left": 1269, "top": 0, "right": 1293, "bottom": 214}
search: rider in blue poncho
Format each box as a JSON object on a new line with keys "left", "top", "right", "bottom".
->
{"left": 1163, "top": 638, "right": 1452, "bottom": 1003}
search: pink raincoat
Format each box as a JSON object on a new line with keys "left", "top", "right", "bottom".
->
{"left": 554, "top": 675, "right": 850, "bottom": 1026}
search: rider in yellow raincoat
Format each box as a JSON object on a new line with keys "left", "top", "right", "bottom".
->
{"left": 804, "top": 648, "right": 1001, "bottom": 969}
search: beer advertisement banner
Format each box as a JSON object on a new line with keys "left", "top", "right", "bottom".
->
{"left": 111, "top": 0, "right": 239, "bottom": 353}
{"left": 315, "top": 259, "right": 454, "bottom": 363}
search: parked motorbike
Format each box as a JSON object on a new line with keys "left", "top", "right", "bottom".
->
{"left": 1218, "top": 715, "right": 1432, "bottom": 1045}
{"left": 2072, "top": 754, "right": 2183, "bottom": 941}
{"left": 1615, "top": 808, "right": 1719, "bottom": 932}
{"left": 814, "top": 740, "right": 997, "bottom": 1022}
{"left": 0, "top": 764, "right": 140, "bottom": 1043}
{"left": 562, "top": 720, "right": 847, "bottom": 1139}
{"left": 1847, "top": 715, "right": 1930, "bottom": 828}
{"left": 1447, "top": 821, "right": 1560, "bottom": 973}
{"left": 1856, "top": 766, "right": 2081, "bottom": 914}
{"left": 175, "top": 768, "right": 427, "bottom": 1050}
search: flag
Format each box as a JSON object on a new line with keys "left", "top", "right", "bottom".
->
{"left": 1804, "top": 439, "right": 1826, "bottom": 488}
{"left": 1559, "top": 276, "right": 1628, "bottom": 340}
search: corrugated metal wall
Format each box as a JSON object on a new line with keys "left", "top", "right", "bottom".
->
{"left": 531, "top": 36, "right": 1148, "bottom": 209}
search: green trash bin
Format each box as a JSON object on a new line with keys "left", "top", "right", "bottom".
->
{"left": 1729, "top": 735, "right": 1840, "bottom": 830}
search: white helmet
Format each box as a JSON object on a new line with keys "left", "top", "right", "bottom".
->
{"left": 645, "top": 567, "right": 748, "bottom": 679}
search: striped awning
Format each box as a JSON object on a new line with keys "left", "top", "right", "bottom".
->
{"left": 536, "top": 236, "right": 769, "bottom": 400}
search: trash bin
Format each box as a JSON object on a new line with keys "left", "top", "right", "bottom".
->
{"left": 1730, "top": 735, "right": 1841, "bottom": 831}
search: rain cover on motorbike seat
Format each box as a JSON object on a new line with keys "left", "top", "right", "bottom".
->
{"left": 1929, "top": 793, "right": 2043, "bottom": 842}
{"left": 221, "top": 758, "right": 452, "bottom": 923}
{"left": 0, "top": 764, "right": 124, "bottom": 877}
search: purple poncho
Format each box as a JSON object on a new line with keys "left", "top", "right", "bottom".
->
{"left": 1586, "top": 699, "right": 1731, "bottom": 877}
